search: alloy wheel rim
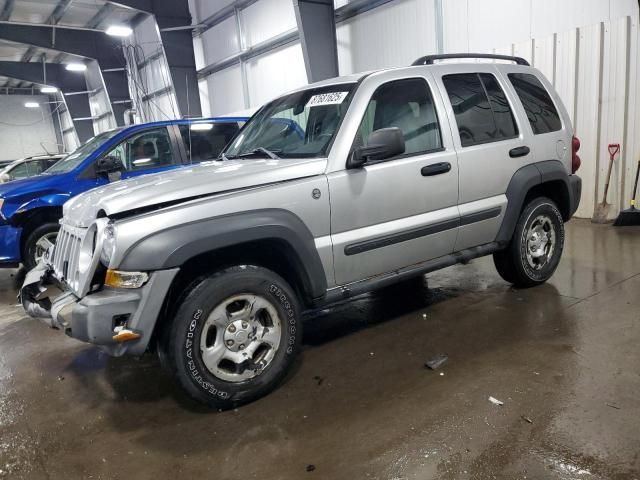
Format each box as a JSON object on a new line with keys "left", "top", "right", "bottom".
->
{"left": 199, "top": 294, "right": 282, "bottom": 382}
{"left": 34, "top": 232, "right": 57, "bottom": 265}
{"left": 525, "top": 215, "right": 556, "bottom": 270}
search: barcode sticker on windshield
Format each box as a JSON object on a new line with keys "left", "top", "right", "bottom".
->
{"left": 306, "top": 91, "right": 349, "bottom": 108}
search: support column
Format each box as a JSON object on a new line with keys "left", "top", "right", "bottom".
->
{"left": 293, "top": 0, "right": 339, "bottom": 82}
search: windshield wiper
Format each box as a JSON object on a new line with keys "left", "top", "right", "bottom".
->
{"left": 237, "top": 147, "right": 281, "bottom": 160}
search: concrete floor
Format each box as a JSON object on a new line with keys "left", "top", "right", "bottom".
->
{"left": 0, "top": 219, "right": 639, "bottom": 479}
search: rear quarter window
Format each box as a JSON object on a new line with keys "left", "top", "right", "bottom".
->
{"left": 508, "top": 73, "right": 562, "bottom": 134}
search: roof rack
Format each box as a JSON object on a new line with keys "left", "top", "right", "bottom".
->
{"left": 412, "top": 53, "right": 530, "bottom": 67}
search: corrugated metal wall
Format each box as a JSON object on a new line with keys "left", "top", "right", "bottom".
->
{"left": 192, "top": 0, "right": 640, "bottom": 218}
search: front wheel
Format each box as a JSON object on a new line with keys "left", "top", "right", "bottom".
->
{"left": 23, "top": 222, "right": 59, "bottom": 270}
{"left": 493, "top": 197, "right": 564, "bottom": 288}
{"left": 162, "top": 265, "right": 302, "bottom": 408}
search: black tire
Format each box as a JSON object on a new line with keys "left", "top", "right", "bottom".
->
{"left": 493, "top": 197, "right": 564, "bottom": 288}
{"left": 161, "top": 265, "right": 302, "bottom": 409}
{"left": 23, "top": 222, "right": 60, "bottom": 270}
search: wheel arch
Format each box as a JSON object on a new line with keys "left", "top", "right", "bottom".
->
{"left": 496, "top": 160, "right": 572, "bottom": 244}
{"left": 118, "top": 209, "right": 328, "bottom": 304}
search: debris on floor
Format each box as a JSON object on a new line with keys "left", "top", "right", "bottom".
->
{"left": 306, "top": 465, "right": 316, "bottom": 472}
{"left": 424, "top": 354, "right": 448, "bottom": 370}
{"left": 488, "top": 396, "right": 504, "bottom": 406}
{"left": 606, "top": 402, "right": 621, "bottom": 410}
{"left": 521, "top": 415, "right": 533, "bottom": 424}
{"left": 313, "top": 376, "right": 324, "bottom": 386}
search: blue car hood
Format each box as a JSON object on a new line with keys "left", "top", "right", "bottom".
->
{"left": 0, "top": 173, "right": 72, "bottom": 217}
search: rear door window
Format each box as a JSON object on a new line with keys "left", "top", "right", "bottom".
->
{"left": 442, "top": 73, "right": 518, "bottom": 147}
{"left": 179, "top": 122, "right": 241, "bottom": 163}
{"left": 508, "top": 73, "right": 562, "bottom": 134}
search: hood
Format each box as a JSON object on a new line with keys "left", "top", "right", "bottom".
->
{"left": 0, "top": 172, "right": 66, "bottom": 199}
{"left": 64, "top": 158, "right": 327, "bottom": 226}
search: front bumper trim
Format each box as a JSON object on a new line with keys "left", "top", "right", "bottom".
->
{"left": 20, "top": 264, "right": 179, "bottom": 356}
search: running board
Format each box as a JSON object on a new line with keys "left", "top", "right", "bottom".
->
{"left": 314, "top": 242, "right": 502, "bottom": 308}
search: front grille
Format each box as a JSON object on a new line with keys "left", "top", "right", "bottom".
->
{"left": 50, "top": 224, "right": 86, "bottom": 295}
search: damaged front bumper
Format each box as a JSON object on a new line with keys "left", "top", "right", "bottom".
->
{"left": 20, "top": 263, "right": 179, "bottom": 356}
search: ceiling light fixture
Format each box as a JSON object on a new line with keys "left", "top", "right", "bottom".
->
{"left": 24, "top": 102, "right": 40, "bottom": 108}
{"left": 65, "top": 63, "right": 87, "bottom": 72}
{"left": 40, "top": 86, "right": 58, "bottom": 93}
{"left": 105, "top": 25, "right": 133, "bottom": 37}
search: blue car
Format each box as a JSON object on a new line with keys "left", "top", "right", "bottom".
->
{"left": 0, "top": 117, "right": 247, "bottom": 269}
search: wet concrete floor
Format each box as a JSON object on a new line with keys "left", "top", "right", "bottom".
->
{"left": 0, "top": 219, "right": 639, "bottom": 479}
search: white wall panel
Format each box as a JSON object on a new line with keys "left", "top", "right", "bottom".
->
{"left": 201, "top": 15, "right": 240, "bottom": 65}
{"left": 198, "top": 79, "right": 212, "bottom": 117}
{"left": 206, "top": 64, "right": 246, "bottom": 116}
{"left": 468, "top": 0, "right": 531, "bottom": 51}
{"left": 245, "top": 42, "right": 307, "bottom": 106}
{"left": 337, "top": 0, "right": 437, "bottom": 75}
{"left": 0, "top": 95, "right": 58, "bottom": 161}
{"left": 554, "top": 30, "right": 578, "bottom": 123}
{"left": 442, "top": 0, "right": 469, "bottom": 52}
{"left": 623, "top": 15, "right": 640, "bottom": 212}
{"left": 574, "top": 23, "right": 602, "bottom": 218}
{"left": 241, "top": 0, "right": 297, "bottom": 47}
{"left": 533, "top": 34, "right": 555, "bottom": 84}
{"left": 597, "top": 17, "right": 629, "bottom": 218}
{"left": 195, "top": 0, "right": 237, "bottom": 22}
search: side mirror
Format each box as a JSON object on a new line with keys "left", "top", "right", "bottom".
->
{"left": 349, "top": 127, "right": 405, "bottom": 168}
{"left": 95, "top": 155, "right": 124, "bottom": 181}
{"left": 0, "top": 174, "right": 10, "bottom": 183}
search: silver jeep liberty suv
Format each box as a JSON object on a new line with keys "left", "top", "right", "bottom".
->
{"left": 22, "top": 53, "right": 582, "bottom": 408}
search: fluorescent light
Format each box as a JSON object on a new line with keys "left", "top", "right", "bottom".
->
{"left": 65, "top": 63, "right": 87, "bottom": 72}
{"left": 40, "top": 86, "right": 58, "bottom": 93}
{"left": 105, "top": 25, "right": 133, "bottom": 37}
{"left": 24, "top": 102, "right": 40, "bottom": 108}
{"left": 190, "top": 123, "right": 214, "bottom": 131}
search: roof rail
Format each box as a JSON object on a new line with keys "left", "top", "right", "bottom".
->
{"left": 412, "top": 53, "right": 530, "bottom": 67}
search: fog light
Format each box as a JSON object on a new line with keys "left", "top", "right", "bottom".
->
{"left": 105, "top": 269, "right": 149, "bottom": 289}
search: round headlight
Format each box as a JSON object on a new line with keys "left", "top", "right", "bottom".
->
{"left": 78, "top": 222, "right": 98, "bottom": 274}
{"left": 100, "top": 222, "right": 117, "bottom": 267}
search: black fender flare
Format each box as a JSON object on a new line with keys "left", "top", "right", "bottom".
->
{"left": 118, "top": 209, "right": 327, "bottom": 299}
{"left": 495, "top": 160, "right": 575, "bottom": 244}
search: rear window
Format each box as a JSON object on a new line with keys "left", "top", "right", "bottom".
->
{"left": 508, "top": 73, "right": 562, "bottom": 134}
{"left": 442, "top": 73, "right": 518, "bottom": 147}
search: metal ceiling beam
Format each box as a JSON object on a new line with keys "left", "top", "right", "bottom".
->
{"left": 334, "top": 0, "right": 396, "bottom": 23}
{"left": 86, "top": 3, "right": 114, "bottom": 29}
{"left": 195, "top": 0, "right": 258, "bottom": 35}
{"left": 110, "top": 0, "right": 202, "bottom": 117}
{"left": 198, "top": 28, "right": 299, "bottom": 78}
{"left": 0, "top": 0, "right": 15, "bottom": 21}
{"left": 0, "top": 23, "right": 123, "bottom": 67}
{"left": 293, "top": 0, "right": 338, "bottom": 83}
{"left": 47, "top": 0, "right": 74, "bottom": 25}
{"left": 0, "top": 60, "right": 94, "bottom": 141}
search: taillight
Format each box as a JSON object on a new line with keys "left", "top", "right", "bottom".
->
{"left": 571, "top": 135, "right": 581, "bottom": 173}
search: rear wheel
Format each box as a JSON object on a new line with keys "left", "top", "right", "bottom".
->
{"left": 161, "top": 265, "right": 302, "bottom": 408}
{"left": 23, "top": 222, "right": 59, "bottom": 270}
{"left": 493, "top": 197, "right": 564, "bottom": 288}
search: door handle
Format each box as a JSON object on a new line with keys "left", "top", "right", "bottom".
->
{"left": 421, "top": 162, "right": 451, "bottom": 176}
{"left": 509, "top": 146, "right": 530, "bottom": 158}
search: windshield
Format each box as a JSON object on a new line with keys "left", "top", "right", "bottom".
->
{"left": 45, "top": 129, "right": 123, "bottom": 174}
{"left": 224, "top": 83, "right": 357, "bottom": 159}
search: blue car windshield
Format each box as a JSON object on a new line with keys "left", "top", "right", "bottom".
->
{"left": 45, "top": 129, "right": 123, "bottom": 174}
{"left": 224, "top": 83, "right": 356, "bottom": 159}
